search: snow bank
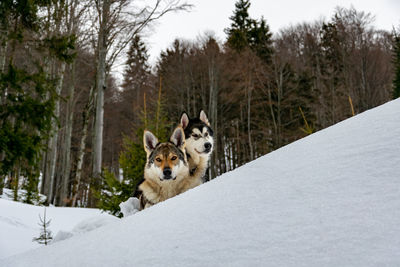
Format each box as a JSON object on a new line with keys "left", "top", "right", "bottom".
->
{"left": 53, "top": 215, "right": 119, "bottom": 243}
{"left": 0, "top": 188, "right": 46, "bottom": 205}
{"left": 119, "top": 197, "right": 140, "bottom": 217}
{"left": 2, "top": 99, "right": 400, "bottom": 266}
{"left": 0, "top": 199, "right": 115, "bottom": 259}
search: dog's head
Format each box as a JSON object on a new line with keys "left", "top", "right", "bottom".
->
{"left": 143, "top": 127, "right": 188, "bottom": 181}
{"left": 180, "top": 110, "right": 214, "bottom": 158}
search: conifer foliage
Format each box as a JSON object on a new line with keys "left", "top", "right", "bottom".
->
{"left": 225, "top": 0, "right": 273, "bottom": 62}
{"left": 0, "top": 0, "right": 70, "bottom": 202}
{"left": 32, "top": 208, "right": 53, "bottom": 245}
{"left": 95, "top": 138, "right": 146, "bottom": 217}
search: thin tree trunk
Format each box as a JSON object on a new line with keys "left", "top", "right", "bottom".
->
{"left": 0, "top": 38, "right": 8, "bottom": 74}
{"left": 0, "top": 179, "right": 3, "bottom": 196}
{"left": 93, "top": 0, "right": 110, "bottom": 179}
{"left": 267, "top": 87, "right": 278, "bottom": 146}
{"left": 72, "top": 86, "right": 94, "bottom": 207}
{"left": 57, "top": 0, "right": 79, "bottom": 207}
{"left": 208, "top": 57, "right": 218, "bottom": 179}
{"left": 12, "top": 167, "right": 20, "bottom": 201}
{"left": 47, "top": 62, "right": 66, "bottom": 204}
{"left": 247, "top": 85, "right": 253, "bottom": 161}
{"left": 59, "top": 62, "right": 75, "bottom": 206}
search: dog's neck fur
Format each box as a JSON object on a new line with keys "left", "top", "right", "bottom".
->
{"left": 186, "top": 147, "right": 209, "bottom": 175}
{"left": 140, "top": 169, "right": 187, "bottom": 209}
{"left": 139, "top": 154, "right": 206, "bottom": 209}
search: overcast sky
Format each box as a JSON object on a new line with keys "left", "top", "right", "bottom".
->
{"left": 112, "top": 0, "right": 399, "bottom": 80}
{"left": 144, "top": 0, "right": 399, "bottom": 63}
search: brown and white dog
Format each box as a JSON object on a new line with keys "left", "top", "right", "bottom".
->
{"left": 138, "top": 127, "right": 195, "bottom": 209}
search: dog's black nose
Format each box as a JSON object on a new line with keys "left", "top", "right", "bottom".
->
{"left": 163, "top": 168, "right": 172, "bottom": 178}
{"left": 204, "top": 142, "right": 212, "bottom": 151}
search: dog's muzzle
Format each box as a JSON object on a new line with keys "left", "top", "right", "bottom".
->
{"left": 204, "top": 142, "right": 212, "bottom": 153}
{"left": 162, "top": 168, "right": 173, "bottom": 180}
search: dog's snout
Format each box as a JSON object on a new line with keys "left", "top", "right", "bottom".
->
{"left": 163, "top": 168, "right": 172, "bottom": 178}
{"left": 204, "top": 142, "right": 212, "bottom": 151}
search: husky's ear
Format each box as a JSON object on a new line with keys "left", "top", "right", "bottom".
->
{"left": 199, "top": 110, "right": 210, "bottom": 126}
{"left": 180, "top": 112, "right": 189, "bottom": 129}
{"left": 143, "top": 130, "right": 158, "bottom": 154}
{"left": 170, "top": 127, "right": 185, "bottom": 150}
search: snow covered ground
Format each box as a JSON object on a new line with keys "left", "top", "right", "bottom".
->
{"left": 1, "top": 188, "right": 47, "bottom": 204}
{"left": 2, "top": 99, "right": 400, "bottom": 266}
{"left": 0, "top": 198, "right": 116, "bottom": 259}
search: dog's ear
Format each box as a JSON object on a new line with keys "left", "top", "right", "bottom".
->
{"left": 170, "top": 126, "right": 185, "bottom": 150}
{"left": 180, "top": 112, "right": 189, "bottom": 129}
{"left": 199, "top": 110, "right": 210, "bottom": 126}
{"left": 143, "top": 130, "right": 158, "bottom": 154}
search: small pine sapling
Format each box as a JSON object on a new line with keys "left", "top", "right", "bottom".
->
{"left": 32, "top": 208, "right": 53, "bottom": 245}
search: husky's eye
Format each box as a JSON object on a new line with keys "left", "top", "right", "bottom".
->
{"left": 171, "top": 156, "right": 177, "bottom": 161}
{"left": 192, "top": 134, "right": 199, "bottom": 138}
{"left": 204, "top": 132, "right": 208, "bottom": 137}
{"left": 155, "top": 158, "right": 162, "bottom": 162}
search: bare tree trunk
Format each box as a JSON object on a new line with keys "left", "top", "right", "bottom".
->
{"left": 92, "top": 0, "right": 110, "bottom": 180}
{"left": 0, "top": 36, "right": 6, "bottom": 193}
{"left": 0, "top": 38, "right": 7, "bottom": 74}
{"left": 207, "top": 56, "right": 219, "bottom": 179}
{"left": 72, "top": 86, "right": 94, "bottom": 207}
{"left": 56, "top": 0, "right": 80, "bottom": 207}
{"left": 59, "top": 63, "right": 75, "bottom": 206}
{"left": 267, "top": 86, "right": 278, "bottom": 146}
{"left": 247, "top": 84, "right": 253, "bottom": 161}
{"left": 47, "top": 62, "right": 66, "bottom": 204}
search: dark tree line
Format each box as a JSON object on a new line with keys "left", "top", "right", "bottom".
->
{"left": 153, "top": 3, "right": 395, "bottom": 178}
{"left": 0, "top": 0, "right": 398, "bottom": 210}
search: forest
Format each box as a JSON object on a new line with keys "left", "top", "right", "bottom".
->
{"left": 0, "top": 0, "right": 399, "bottom": 214}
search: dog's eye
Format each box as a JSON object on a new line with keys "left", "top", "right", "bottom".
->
{"left": 204, "top": 132, "right": 208, "bottom": 137}
{"left": 155, "top": 158, "right": 162, "bottom": 162}
{"left": 192, "top": 134, "right": 199, "bottom": 138}
{"left": 171, "top": 156, "right": 177, "bottom": 160}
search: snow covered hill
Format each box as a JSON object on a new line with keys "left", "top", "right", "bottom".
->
{"left": 2, "top": 99, "right": 400, "bottom": 266}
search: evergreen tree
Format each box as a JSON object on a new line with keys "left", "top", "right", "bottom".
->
{"left": 225, "top": 0, "right": 273, "bottom": 62}
{"left": 22, "top": 168, "right": 41, "bottom": 204}
{"left": 120, "top": 35, "right": 152, "bottom": 136}
{"left": 320, "top": 21, "right": 347, "bottom": 124}
{"left": 249, "top": 17, "right": 273, "bottom": 63}
{"left": 225, "top": 0, "right": 253, "bottom": 52}
{"left": 0, "top": 1, "right": 75, "bottom": 201}
{"left": 393, "top": 30, "right": 400, "bottom": 99}
{"left": 95, "top": 135, "right": 146, "bottom": 217}
{"left": 32, "top": 208, "right": 53, "bottom": 245}
{"left": 122, "top": 35, "right": 151, "bottom": 92}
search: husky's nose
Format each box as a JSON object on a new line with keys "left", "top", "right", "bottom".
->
{"left": 163, "top": 168, "right": 172, "bottom": 179}
{"left": 204, "top": 142, "right": 212, "bottom": 152}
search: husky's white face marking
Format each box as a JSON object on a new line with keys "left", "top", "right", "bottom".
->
{"left": 180, "top": 110, "right": 214, "bottom": 162}
{"left": 186, "top": 127, "right": 214, "bottom": 157}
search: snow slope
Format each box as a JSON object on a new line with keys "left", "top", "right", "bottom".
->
{"left": 0, "top": 199, "right": 116, "bottom": 259}
{"left": 2, "top": 99, "right": 400, "bottom": 266}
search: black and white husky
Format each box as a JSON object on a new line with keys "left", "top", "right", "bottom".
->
{"left": 180, "top": 110, "right": 214, "bottom": 183}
